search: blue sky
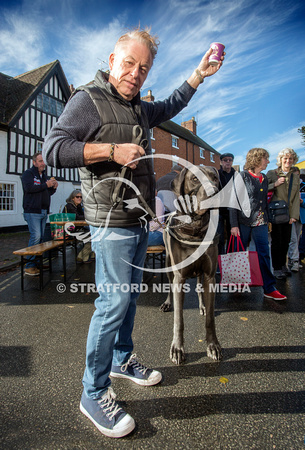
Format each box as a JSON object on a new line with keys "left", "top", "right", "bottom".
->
{"left": 1, "top": 0, "right": 305, "bottom": 168}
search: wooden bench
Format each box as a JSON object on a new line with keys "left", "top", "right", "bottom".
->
{"left": 146, "top": 245, "right": 166, "bottom": 282}
{"left": 13, "top": 239, "right": 76, "bottom": 290}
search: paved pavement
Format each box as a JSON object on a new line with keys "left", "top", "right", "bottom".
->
{"left": 0, "top": 230, "right": 30, "bottom": 271}
{"left": 1, "top": 232, "right": 305, "bottom": 449}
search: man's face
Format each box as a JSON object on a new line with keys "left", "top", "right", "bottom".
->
{"left": 109, "top": 40, "right": 153, "bottom": 101}
{"left": 221, "top": 156, "right": 234, "bottom": 172}
{"left": 33, "top": 154, "right": 46, "bottom": 174}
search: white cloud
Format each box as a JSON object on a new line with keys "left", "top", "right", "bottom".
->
{"left": 0, "top": 12, "right": 44, "bottom": 74}
{"left": 59, "top": 19, "right": 125, "bottom": 86}
{"left": 258, "top": 125, "right": 305, "bottom": 163}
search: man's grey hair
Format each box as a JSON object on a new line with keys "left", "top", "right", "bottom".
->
{"left": 114, "top": 26, "right": 159, "bottom": 61}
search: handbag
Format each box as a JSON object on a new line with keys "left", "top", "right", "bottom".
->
{"left": 268, "top": 174, "right": 293, "bottom": 225}
{"left": 218, "top": 235, "right": 263, "bottom": 286}
{"left": 268, "top": 200, "right": 289, "bottom": 224}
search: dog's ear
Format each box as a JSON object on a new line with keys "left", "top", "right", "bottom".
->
{"left": 207, "top": 166, "right": 219, "bottom": 187}
{"left": 171, "top": 168, "right": 187, "bottom": 195}
{"left": 210, "top": 166, "right": 219, "bottom": 178}
{"left": 209, "top": 166, "right": 220, "bottom": 185}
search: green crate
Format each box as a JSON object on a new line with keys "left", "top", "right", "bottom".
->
{"left": 49, "top": 213, "right": 76, "bottom": 240}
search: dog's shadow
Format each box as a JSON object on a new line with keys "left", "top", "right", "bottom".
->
{"left": 157, "top": 344, "right": 305, "bottom": 387}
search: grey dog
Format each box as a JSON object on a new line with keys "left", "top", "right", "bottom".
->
{"left": 160, "top": 166, "right": 222, "bottom": 365}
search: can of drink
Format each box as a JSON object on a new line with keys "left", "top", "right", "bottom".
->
{"left": 209, "top": 42, "right": 225, "bottom": 66}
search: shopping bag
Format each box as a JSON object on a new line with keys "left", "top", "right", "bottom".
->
{"left": 218, "top": 235, "right": 263, "bottom": 286}
{"left": 49, "top": 213, "right": 76, "bottom": 240}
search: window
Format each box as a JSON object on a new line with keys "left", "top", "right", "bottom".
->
{"left": 200, "top": 148, "right": 205, "bottom": 159}
{"left": 171, "top": 135, "right": 179, "bottom": 148}
{"left": 0, "top": 183, "right": 16, "bottom": 212}
{"left": 37, "top": 141, "right": 43, "bottom": 152}
{"left": 37, "top": 93, "right": 65, "bottom": 117}
{"left": 210, "top": 152, "right": 215, "bottom": 163}
{"left": 150, "top": 128, "right": 155, "bottom": 140}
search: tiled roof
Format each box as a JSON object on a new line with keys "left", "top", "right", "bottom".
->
{"left": 0, "top": 61, "right": 61, "bottom": 125}
{"left": 158, "top": 120, "right": 219, "bottom": 154}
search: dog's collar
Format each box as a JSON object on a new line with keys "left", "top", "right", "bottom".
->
{"left": 165, "top": 213, "right": 213, "bottom": 246}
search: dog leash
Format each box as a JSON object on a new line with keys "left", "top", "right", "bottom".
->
{"left": 111, "top": 165, "right": 166, "bottom": 229}
{"left": 136, "top": 191, "right": 167, "bottom": 230}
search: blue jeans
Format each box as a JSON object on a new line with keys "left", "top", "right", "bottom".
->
{"left": 82, "top": 225, "right": 149, "bottom": 399}
{"left": 148, "top": 230, "right": 164, "bottom": 246}
{"left": 23, "top": 210, "right": 48, "bottom": 268}
{"left": 239, "top": 223, "right": 276, "bottom": 294}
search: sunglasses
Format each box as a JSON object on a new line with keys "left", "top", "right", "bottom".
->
{"left": 75, "top": 196, "right": 82, "bottom": 198}
{"left": 223, "top": 159, "right": 233, "bottom": 162}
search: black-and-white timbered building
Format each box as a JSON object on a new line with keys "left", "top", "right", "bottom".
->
{"left": 0, "top": 60, "right": 79, "bottom": 230}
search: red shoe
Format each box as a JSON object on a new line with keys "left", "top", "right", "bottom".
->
{"left": 264, "top": 290, "right": 287, "bottom": 301}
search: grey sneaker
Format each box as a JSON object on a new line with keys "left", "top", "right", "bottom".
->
{"left": 274, "top": 269, "right": 286, "bottom": 280}
{"left": 80, "top": 388, "right": 135, "bottom": 438}
{"left": 282, "top": 265, "right": 292, "bottom": 276}
{"left": 110, "top": 354, "right": 162, "bottom": 386}
{"left": 291, "top": 261, "right": 299, "bottom": 272}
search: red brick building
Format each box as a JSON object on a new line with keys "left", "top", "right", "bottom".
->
{"left": 141, "top": 90, "right": 220, "bottom": 181}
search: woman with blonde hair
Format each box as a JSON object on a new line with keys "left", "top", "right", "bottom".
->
{"left": 267, "top": 148, "right": 300, "bottom": 279}
{"left": 230, "top": 148, "right": 286, "bottom": 301}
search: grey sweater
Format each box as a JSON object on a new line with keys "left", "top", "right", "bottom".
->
{"left": 43, "top": 80, "right": 196, "bottom": 170}
{"left": 43, "top": 75, "right": 197, "bottom": 226}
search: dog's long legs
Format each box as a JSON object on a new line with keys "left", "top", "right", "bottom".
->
{"left": 203, "top": 274, "right": 222, "bottom": 361}
{"left": 160, "top": 266, "right": 174, "bottom": 312}
{"left": 170, "top": 274, "right": 185, "bottom": 364}
{"left": 197, "top": 275, "right": 206, "bottom": 316}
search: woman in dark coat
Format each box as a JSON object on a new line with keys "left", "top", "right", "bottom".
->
{"left": 63, "top": 190, "right": 84, "bottom": 220}
{"left": 63, "top": 190, "right": 93, "bottom": 263}
{"left": 230, "top": 148, "right": 286, "bottom": 301}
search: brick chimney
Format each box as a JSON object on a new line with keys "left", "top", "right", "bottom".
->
{"left": 141, "top": 89, "right": 154, "bottom": 102}
{"left": 181, "top": 117, "right": 197, "bottom": 135}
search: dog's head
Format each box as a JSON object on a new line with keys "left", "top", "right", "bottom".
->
{"left": 171, "top": 166, "right": 219, "bottom": 216}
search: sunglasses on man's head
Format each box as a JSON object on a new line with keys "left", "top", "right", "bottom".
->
{"left": 223, "top": 158, "right": 233, "bottom": 162}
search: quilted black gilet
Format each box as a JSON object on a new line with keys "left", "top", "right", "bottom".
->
{"left": 74, "top": 70, "right": 155, "bottom": 228}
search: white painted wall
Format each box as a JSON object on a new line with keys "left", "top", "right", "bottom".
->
{"left": 0, "top": 130, "right": 80, "bottom": 229}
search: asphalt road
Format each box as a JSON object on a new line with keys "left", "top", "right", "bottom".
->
{"left": 1, "top": 248, "right": 305, "bottom": 449}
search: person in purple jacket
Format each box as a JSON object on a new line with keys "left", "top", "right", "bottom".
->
{"left": 43, "top": 26, "right": 225, "bottom": 438}
{"left": 21, "top": 152, "right": 58, "bottom": 276}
